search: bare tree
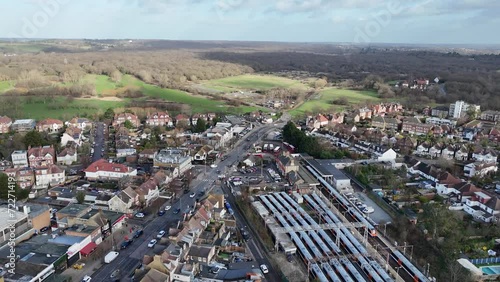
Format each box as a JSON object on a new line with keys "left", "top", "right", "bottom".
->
{"left": 110, "top": 70, "right": 122, "bottom": 83}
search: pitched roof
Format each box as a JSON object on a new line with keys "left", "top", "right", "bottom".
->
{"left": 0, "top": 116, "right": 12, "bottom": 124}
{"left": 28, "top": 146, "right": 55, "bottom": 158}
{"left": 58, "top": 148, "right": 76, "bottom": 157}
{"left": 37, "top": 118, "right": 63, "bottom": 126}
{"left": 84, "top": 159, "right": 134, "bottom": 173}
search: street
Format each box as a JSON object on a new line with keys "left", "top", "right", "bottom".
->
{"left": 90, "top": 118, "right": 289, "bottom": 281}
{"left": 92, "top": 122, "right": 105, "bottom": 162}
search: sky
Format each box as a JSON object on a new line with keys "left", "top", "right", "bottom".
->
{"left": 0, "top": 0, "right": 499, "bottom": 44}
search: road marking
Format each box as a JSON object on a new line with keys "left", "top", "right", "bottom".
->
{"left": 250, "top": 238, "right": 263, "bottom": 259}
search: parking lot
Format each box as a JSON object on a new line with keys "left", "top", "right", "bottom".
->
{"left": 345, "top": 191, "right": 392, "bottom": 224}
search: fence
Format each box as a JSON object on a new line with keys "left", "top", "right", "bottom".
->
{"left": 470, "top": 257, "right": 500, "bottom": 265}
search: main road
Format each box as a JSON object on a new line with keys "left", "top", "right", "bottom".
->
{"left": 91, "top": 119, "right": 288, "bottom": 281}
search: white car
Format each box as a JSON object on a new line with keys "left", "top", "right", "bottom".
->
{"left": 165, "top": 205, "right": 172, "bottom": 211}
{"left": 135, "top": 213, "right": 145, "bottom": 218}
{"left": 190, "top": 192, "right": 196, "bottom": 198}
{"left": 82, "top": 275, "right": 92, "bottom": 282}
{"left": 156, "top": 230, "right": 166, "bottom": 239}
{"left": 260, "top": 264, "right": 269, "bottom": 274}
{"left": 210, "top": 164, "right": 217, "bottom": 168}
{"left": 148, "top": 239, "right": 157, "bottom": 248}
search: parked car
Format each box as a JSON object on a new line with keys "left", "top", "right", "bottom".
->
{"left": 110, "top": 269, "right": 120, "bottom": 279}
{"left": 165, "top": 205, "right": 172, "bottom": 211}
{"left": 133, "top": 230, "right": 143, "bottom": 238}
{"left": 173, "top": 208, "right": 181, "bottom": 214}
{"left": 82, "top": 275, "right": 92, "bottom": 282}
{"left": 156, "top": 230, "right": 166, "bottom": 239}
{"left": 287, "top": 254, "right": 293, "bottom": 262}
{"left": 134, "top": 213, "right": 145, "bottom": 218}
{"left": 157, "top": 210, "right": 165, "bottom": 216}
{"left": 120, "top": 239, "right": 133, "bottom": 249}
{"left": 190, "top": 192, "right": 196, "bottom": 198}
{"left": 40, "top": 226, "right": 50, "bottom": 233}
{"left": 147, "top": 239, "right": 157, "bottom": 248}
{"left": 260, "top": 264, "right": 269, "bottom": 274}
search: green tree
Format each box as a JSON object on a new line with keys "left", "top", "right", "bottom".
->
{"left": 76, "top": 191, "right": 86, "bottom": 204}
{"left": 123, "top": 120, "right": 134, "bottom": 129}
{"left": 0, "top": 173, "right": 10, "bottom": 199}
{"left": 193, "top": 119, "right": 207, "bottom": 133}
{"left": 103, "top": 108, "right": 115, "bottom": 120}
{"left": 23, "top": 130, "right": 46, "bottom": 148}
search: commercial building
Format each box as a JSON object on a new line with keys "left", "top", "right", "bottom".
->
{"left": 153, "top": 148, "right": 192, "bottom": 174}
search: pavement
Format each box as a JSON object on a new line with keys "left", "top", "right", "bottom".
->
{"left": 84, "top": 120, "right": 288, "bottom": 281}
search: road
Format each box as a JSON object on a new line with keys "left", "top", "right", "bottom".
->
{"left": 92, "top": 122, "right": 105, "bottom": 162}
{"left": 91, "top": 120, "right": 288, "bottom": 281}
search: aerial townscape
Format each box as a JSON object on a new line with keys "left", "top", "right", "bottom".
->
{"left": 1, "top": 2, "right": 500, "bottom": 282}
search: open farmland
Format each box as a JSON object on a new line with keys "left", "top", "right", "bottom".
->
{"left": 289, "top": 88, "right": 381, "bottom": 117}
{"left": 0, "top": 81, "right": 13, "bottom": 93}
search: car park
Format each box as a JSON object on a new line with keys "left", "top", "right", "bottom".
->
{"left": 148, "top": 239, "right": 157, "bottom": 248}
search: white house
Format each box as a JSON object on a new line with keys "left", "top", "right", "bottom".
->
{"left": 84, "top": 159, "right": 137, "bottom": 181}
{"left": 57, "top": 148, "right": 77, "bottom": 166}
{"left": 193, "top": 145, "right": 213, "bottom": 162}
{"left": 136, "top": 178, "right": 160, "bottom": 207}
{"left": 377, "top": 149, "right": 397, "bottom": 162}
{"left": 109, "top": 187, "right": 139, "bottom": 214}
{"left": 463, "top": 191, "right": 500, "bottom": 223}
{"left": 35, "top": 165, "right": 66, "bottom": 188}
{"left": 464, "top": 162, "right": 498, "bottom": 178}
{"left": 472, "top": 150, "right": 498, "bottom": 163}
{"left": 116, "top": 148, "right": 137, "bottom": 158}
{"left": 61, "top": 126, "right": 83, "bottom": 147}
{"left": 11, "top": 150, "right": 28, "bottom": 168}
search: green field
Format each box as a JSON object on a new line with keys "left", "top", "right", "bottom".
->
{"left": 1, "top": 73, "right": 261, "bottom": 119}
{"left": 0, "top": 81, "right": 13, "bottom": 93}
{"left": 0, "top": 43, "right": 49, "bottom": 53}
{"left": 289, "top": 88, "right": 381, "bottom": 116}
{"left": 202, "top": 74, "right": 308, "bottom": 92}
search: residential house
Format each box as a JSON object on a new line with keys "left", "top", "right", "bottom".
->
{"left": 431, "top": 106, "right": 449, "bottom": 118}
{"left": 358, "top": 107, "right": 372, "bottom": 120}
{"left": 429, "top": 144, "right": 444, "bottom": 158}
{"left": 472, "top": 148, "right": 498, "bottom": 163}
{"left": 109, "top": 187, "right": 139, "bottom": 214}
{"left": 394, "top": 137, "right": 414, "bottom": 153}
{"left": 0, "top": 159, "right": 11, "bottom": 171}
{"left": 11, "top": 119, "right": 36, "bottom": 132}
{"left": 489, "top": 128, "right": 500, "bottom": 143}
{"left": 455, "top": 146, "right": 469, "bottom": 161}
{"left": 61, "top": 126, "right": 83, "bottom": 147}
{"left": 402, "top": 117, "right": 432, "bottom": 135}
{"left": 113, "top": 113, "right": 140, "bottom": 128}
{"left": 415, "top": 143, "right": 431, "bottom": 156}
{"left": 191, "top": 113, "right": 206, "bottom": 126}
{"left": 0, "top": 115, "right": 12, "bottom": 133}
{"left": 116, "top": 148, "right": 137, "bottom": 158}
{"left": 36, "top": 118, "right": 64, "bottom": 133}
{"left": 139, "top": 149, "right": 157, "bottom": 163}
{"left": 146, "top": 111, "right": 173, "bottom": 127}
{"left": 463, "top": 191, "right": 500, "bottom": 223}
{"left": 66, "top": 117, "right": 91, "bottom": 130}
{"left": 28, "top": 145, "right": 56, "bottom": 168}
{"left": 186, "top": 245, "right": 215, "bottom": 263}
{"left": 371, "top": 116, "right": 399, "bottom": 130}
{"left": 35, "top": 164, "right": 65, "bottom": 188}
{"left": 193, "top": 145, "right": 213, "bottom": 162}
{"left": 154, "top": 149, "right": 192, "bottom": 175}
{"left": 11, "top": 150, "right": 28, "bottom": 168}
{"left": 441, "top": 145, "right": 456, "bottom": 160}
{"left": 57, "top": 147, "right": 77, "bottom": 165}
{"left": 480, "top": 110, "right": 500, "bottom": 122}
{"left": 328, "top": 113, "right": 344, "bottom": 125}
{"left": 136, "top": 178, "right": 160, "bottom": 207}
{"left": 4, "top": 167, "right": 35, "bottom": 189}
{"left": 175, "top": 114, "right": 190, "bottom": 127}
{"left": 426, "top": 117, "right": 456, "bottom": 127}
{"left": 464, "top": 162, "right": 498, "bottom": 178}
{"left": 316, "top": 114, "right": 329, "bottom": 128}
{"left": 344, "top": 112, "right": 360, "bottom": 123}
{"left": 84, "top": 159, "right": 137, "bottom": 181}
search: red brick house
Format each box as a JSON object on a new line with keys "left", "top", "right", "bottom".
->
{"left": 146, "top": 111, "right": 173, "bottom": 127}
{"left": 0, "top": 116, "right": 12, "bottom": 134}
{"left": 37, "top": 118, "right": 64, "bottom": 133}
{"left": 113, "top": 113, "right": 141, "bottom": 128}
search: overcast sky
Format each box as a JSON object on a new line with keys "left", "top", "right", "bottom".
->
{"left": 1, "top": 0, "right": 499, "bottom": 44}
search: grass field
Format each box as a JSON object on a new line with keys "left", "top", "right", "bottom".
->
{"left": 202, "top": 74, "right": 309, "bottom": 92}
{"left": 0, "top": 43, "right": 49, "bottom": 53}
{"left": 2, "top": 74, "right": 260, "bottom": 119}
{"left": 0, "top": 81, "right": 13, "bottom": 93}
{"left": 289, "top": 88, "right": 381, "bottom": 117}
